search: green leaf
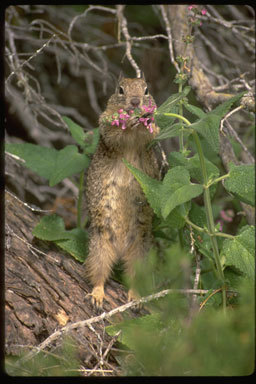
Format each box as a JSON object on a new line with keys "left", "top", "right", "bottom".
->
{"left": 124, "top": 161, "right": 203, "bottom": 220}
{"left": 212, "top": 91, "right": 245, "bottom": 118}
{"left": 5, "top": 143, "right": 58, "bottom": 180}
{"left": 189, "top": 202, "right": 207, "bottom": 228}
{"left": 161, "top": 166, "right": 203, "bottom": 219}
{"left": 187, "top": 154, "right": 220, "bottom": 183}
{"left": 164, "top": 202, "right": 190, "bottom": 229}
{"left": 155, "top": 123, "right": 182, "bottom": 141}
{"left": 33, "top": 215, "right": 88, "bottom": 262}
{"left": 49, "top": 145, "right": 89, "bottom": 187}
{"left": 189, "top": 92, "right": 245, "bottom": 154}
{"left": 55, "top": 228, "right": 88, "bottom": 262}
{"left": 32, "top": 214, "right": 74, "bottom": 241}
{"left": 154, "top": 109, "right": 179, "bottom": 131}
{"left": 157, "top": 87, "right": 190, "bottom": 114}
{"left": 123, "top": 159, "right": 162, "bottom": 217}
{"left": 63, "top": 116, "right": 86, "bottom": 148}
{"left": 168, "top": 152, "right": 220, "bottom": 183}
{"left": 224, "top": 163, "right": 255, "bottom": 206}
{"left": 221, "top": 226, "right": 255, "bottom": 280}
{"left": 168, "top": 152, "right": 219, "bottom": 198}
{"left": 183, "top": 103, "right": 206, "bottom": 119}
{"left": 191, "top": 114, "right": 221, "bottom": 154}
{"left": 162, "top": 183, "right": 203, "bottom": 219}
{"left": 83, "top": 128, "right": 99, "bottom": 155}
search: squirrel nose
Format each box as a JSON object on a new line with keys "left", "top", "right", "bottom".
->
{"left": 130, "top": 97, "right": 140, "bottom": 108}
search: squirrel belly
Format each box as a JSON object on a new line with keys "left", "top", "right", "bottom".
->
{"left": 85, "top": 76, "right": 160, "bottom": 308}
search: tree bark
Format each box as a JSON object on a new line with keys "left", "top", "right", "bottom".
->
{"left": 5, "top": 188, "right": 134, "bottom": 372}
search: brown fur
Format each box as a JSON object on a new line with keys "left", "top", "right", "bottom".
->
{"left": 85, "top": 77, "right": 160, "bottom": 307}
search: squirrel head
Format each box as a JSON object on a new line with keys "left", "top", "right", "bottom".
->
{"left": 99, "top": 76, "right": 158, "bottom": 151}
{"left": 106, "top": 76, "right": 155, "bottom": 113}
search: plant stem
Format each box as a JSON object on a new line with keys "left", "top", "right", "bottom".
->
{"left": 77, "top": 170, "right": 84, "bottom": 228}
{"left": 178, "top": 83, "right": 184, "bottom": 152}
{"left": 158, "top": 110, "right": 227, "bottom": 310}
{"left": 192, "top": 131, "right": 226, "bottom": 311}
{"left": 155, "top": 112, "right": 191, "bottom": 126}
{"left": 185, "top": 217, "right": 234, "bottom": 239}
{"left": 206, "top": 173, "right": 230, "bottom": 188}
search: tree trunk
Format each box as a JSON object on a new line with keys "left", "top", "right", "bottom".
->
{"left": 5, "top": 188, "right": 134, "bottom": 373}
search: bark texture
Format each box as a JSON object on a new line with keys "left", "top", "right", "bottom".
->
{"left": 5, "top": 188, "right": 135, "bottom": 372}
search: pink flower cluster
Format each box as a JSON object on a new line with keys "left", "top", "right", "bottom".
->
{"left": 188, "top": 5, "right": 207, "bottom": 15}
{"left": 106, "top": 101, "right": 157, "bottom": 133}
{"left": 138, "top": 104, "right": 156, "bottom": 133}
{"left": 187, "top": 5, "right": 207, "bottom": 27}
{"left": 111, "top": 109, "right": 131, "bottom": 130}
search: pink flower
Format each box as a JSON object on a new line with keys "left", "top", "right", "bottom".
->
{"left": 220, "top": 210, "right": 233, "bottom": 223}
{"left": 111, "top": 119, "right": 119, "bottom": 126}
{"left": 188, "top": 5, "right": 196, "bottom": 10}
{"left": 141, "top": 103, "right": 156, "bottom": 114}
{"left": 118, "top": 109, "right": 123, "bottom": 113}
{"left": 201, "top": 8, "right": 207, "bottom": 15}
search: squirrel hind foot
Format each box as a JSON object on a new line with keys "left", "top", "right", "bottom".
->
{"left": 128, "top": 289, "right": 143, "bottom": 313}
{"left": 89, "top": 285, "right": 105, "bottom": 310}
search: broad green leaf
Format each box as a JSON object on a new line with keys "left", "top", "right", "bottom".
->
{"left": 168, "top": 152, "right": 219, "bottom": 198}
{"left": 187, "top": 154, "right": 219, "bottom": 183}
{"left": 83, "top": 128, "right": 100, "bottom": 155}
{"left": 33, "top": 215, "right": 88, "bottom": 262}
{"left": 49, "top": 145, "right": 89, "bottom": 186}
{"left": 168, "top": 151, "right": 187, "bottom": 167}
{"left": 124, "top": 162, "right": 203, "bottom": 220}
{"left": 157, "top": 87, "right": 191, "bottom": 114}
{"left": 154, "top": 123, "right": 182, "bottom": 141}
{"left": 32, "top": 214, "right": 74, "bottom": 241}
{"left": 161, "top": 166, "right": 203, "bottom": 219}
{"left": 55, "top": 228, "right": 88, "bottom": 262}
{"left": 63, "top": 116, "right": 86, "bottom": 148}
{"left": 123, "top": 159, "right": 162, "bottom": 217}
{"left": 154, "top": 109, "right": 179, "bottom": 131}
{"left": 221, "top": 226, "right": 255, "bottom": 280}
{"left": 162, "top": 183, "right": 203, "bottom": 219}
{"left": 168, "top": 152, "right": 219, "bottom": 183}
{"left": 164, "top": 202, "right": 190, "bottom": 229}
{"left": 183, "top": 103, "right": 206, "bottom": 119}
{"left": 212, "top": 91, "right": 245, "bottom": 118}
{"left": 191, "top": 114, "right": 221, "bottom": 154}
{"left": 189, "top": 202, "right": 207, "bottom": 228}
{"left": 189, "top": 92, "right": 245, "bottom": 154}
{"left": 224, "top": 163, "right": 255, "bottom": 206}
{"left": 162, "top": 165, "right": 190, "bottom": 188}
{"left": 5, "top": 143, "right": 58, "bottom": 180}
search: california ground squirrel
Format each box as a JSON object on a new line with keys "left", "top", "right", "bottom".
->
{"left": 85, "top": 74, "right": 160, "bottom": 308}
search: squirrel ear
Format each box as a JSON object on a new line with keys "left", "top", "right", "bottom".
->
{"left": 118, "top": 71, "right": 124, "bottom": 82}
{"left": 138, "top": 71, "right": 145, "bottom": 80}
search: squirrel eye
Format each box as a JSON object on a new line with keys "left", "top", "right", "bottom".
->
{"left": 144, "top": 87, "right": 149, "bottom": 95}
{"left": 119, "top": 86, "right": 124, "bottom": 95}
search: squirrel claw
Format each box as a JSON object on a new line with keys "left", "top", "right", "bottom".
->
{"left": 89, "top": 285, "right": 105, "bottom": 310}
{"left": 128, "top": 289, "right": 142, "bottom": 312}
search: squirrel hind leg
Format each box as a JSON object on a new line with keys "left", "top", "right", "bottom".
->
{"left": 85, "top": 232, "right": 118, "bottom": 309}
